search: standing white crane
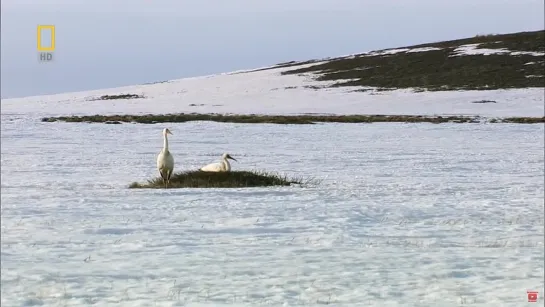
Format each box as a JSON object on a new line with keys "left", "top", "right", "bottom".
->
{"left": 199, "top": 153, "right": 237, "bottom": 172}
{"left": 156, "top": 128, "right": 174, "bottom": 188}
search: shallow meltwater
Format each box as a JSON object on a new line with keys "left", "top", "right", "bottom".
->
{"left": 1, "top": 116, "right": 544, "bottom": 306}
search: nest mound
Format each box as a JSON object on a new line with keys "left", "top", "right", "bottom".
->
{"left": 129, "top": 170, "right": 306, "bottom": 189}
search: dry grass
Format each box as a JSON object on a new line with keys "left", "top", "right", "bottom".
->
{"left": 129, "top": 170, "right": 313, "bottom": 189}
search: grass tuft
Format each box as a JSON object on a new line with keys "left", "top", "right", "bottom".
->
{"left": 129, "top": 170, "right": 314, "bottom": 189}
{"left": 502, "top": 117, "right": 545, "bottom": 124}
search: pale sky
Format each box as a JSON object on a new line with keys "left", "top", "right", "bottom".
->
{"left": 1, "top": 0, "right": 543, "bottom": 99}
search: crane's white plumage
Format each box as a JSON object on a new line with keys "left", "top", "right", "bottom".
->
{"left": 200, "top": 153, "right": 237, "bottom": 172}
{"left": 156, "top": 128, "right": 174, "bottom": 188}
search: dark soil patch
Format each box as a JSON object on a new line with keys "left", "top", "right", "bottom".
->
{"left": 273, "top": 30, "right": 544, "bottom": 91}
{"left": 88, "top": 94, "right": 145, "bottom": 101}
{"left": 472, "top": 100, "right": 497, "bottom": 104}
{"left": 41, "top": 113, "right": 545, "bottom": 124}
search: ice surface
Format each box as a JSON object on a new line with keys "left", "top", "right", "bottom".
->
{"left": 1, "top": 110, "right": 544, "bottom": 306}
{"left": 510, "top": 51, "right": 545, "bottom": 57}
{"left": 450, "top": 43, "right": 545, "bottom": 57}
{"left": 1, "top": 55, "right": 544, "bottom": 306}
{"left": 1, "top": 61, "right": 543, "bottom": 118}
{"left": 450, "top": 44, "right": 511, "bottom": 56}
{"left": 405, "top": 47, "right": 443, "bottom": 53}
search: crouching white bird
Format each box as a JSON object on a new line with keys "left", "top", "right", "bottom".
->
{"left": 200, "top": 153, "right": 237, "bottom": 172}
{"left": 156, "top": 128, "right": 174, "bottom": 188}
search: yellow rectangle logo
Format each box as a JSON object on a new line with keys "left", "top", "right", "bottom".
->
{"left": 37, "top": 25, "right": 55, "bottom": 52}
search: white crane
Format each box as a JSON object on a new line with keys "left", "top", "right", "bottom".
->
{"left": 200, "top": 153, "right": 237, "bottom": 172}
{"left": 156, "top": 128, "right": 174, "bottom": 188}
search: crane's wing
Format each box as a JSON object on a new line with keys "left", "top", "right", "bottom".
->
{"left": 200, "top": 162, "right": 222, "bottom": 172}
{"left": 157, "top": 151, "right": 174, "bottom": 172}
{"left": 165, "top": 152, "right": 174, "bottom": 169}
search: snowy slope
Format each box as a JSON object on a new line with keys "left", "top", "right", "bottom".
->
{"left": 1, "top": 57, "right": 544, "bottom": 118}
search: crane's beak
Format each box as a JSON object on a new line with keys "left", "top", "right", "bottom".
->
{"left": 167, "top": 130, "right": 173, "bottom": 135}
{"left": 227, "top": 155, "right": 237, "bottom": 161}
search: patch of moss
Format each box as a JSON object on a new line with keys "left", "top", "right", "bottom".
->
{"left": 277, "top": 30, "right": 544, "bottom": 91}
{"left": 402, "top": 30, "right": 544, "bottom": 53}
{"left": 88, "top": 94, "right": 145, "bottom": 101}
{"left": 471, "top": 100, "right": 497, "bottom": 104}
{"left": 41, "top": 113, "right": 492, "bottom": 124}
{"left": 502, "top": 117, "right": 545, "bottom": 124}
{"left": 41, "top": 113, "right": 545, "bottom": 124}
{"left": 129, "top": 170, "right": 307, "bottom": 189}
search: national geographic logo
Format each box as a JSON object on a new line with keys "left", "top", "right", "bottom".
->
{"left": 37, "top": 25, "right": 55, "bottom": 62}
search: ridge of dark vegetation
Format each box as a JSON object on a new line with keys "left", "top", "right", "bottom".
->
{"left": 87, "top": 94, "right": 145, "bottom": 101}
{"left": 41, "top": 113, "right": 545, "bottom": 125}
{"left": 276, "top": 30, "right": 545, "bottom": 91}
{"left": 39, "top": 31, "right": 544, "bottom": 125}
{"left": 129, "top": 170, "right": 309, "bottom": 189}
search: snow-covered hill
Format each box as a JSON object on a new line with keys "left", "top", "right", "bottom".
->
{"left": 2, "top": 30, "right": 544, "bottom": 118}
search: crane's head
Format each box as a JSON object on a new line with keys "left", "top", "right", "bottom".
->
{"left": 163, "top": 128, "right": 173, "bottom": 136}
{"left": 223, "top": 153, "right": 237, "bottom": 161}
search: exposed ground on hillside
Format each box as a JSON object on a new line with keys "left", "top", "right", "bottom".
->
{"left": 5, "top": 30, "right": 544, "bottom": 122}
{"left": 41, "top": 113, "right": 545, "bottom": 125}
{"left": 87, "top": 94, "right": 145, "bottom": 100}
{"left": 277, "top": 30, "right": 545, "bottom": 91}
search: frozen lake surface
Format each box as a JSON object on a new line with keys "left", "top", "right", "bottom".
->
{"left": 1, "top": 113, "right": 543, "bottom": 306}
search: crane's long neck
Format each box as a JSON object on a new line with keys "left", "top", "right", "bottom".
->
{"left": 222, "top": 157, "right": 231, "bottom": 171}
{"left": 163, "top": 133, "right": 169, "bottom": 151}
